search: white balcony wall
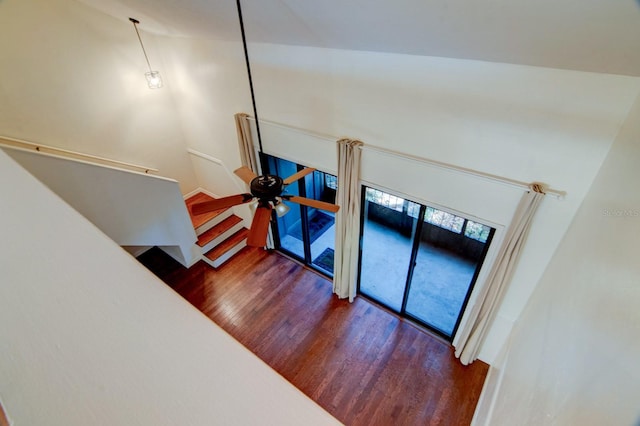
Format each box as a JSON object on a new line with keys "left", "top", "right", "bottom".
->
{"left": 4, "top": 147, "right": 198, "bottom": 266}
{"left": 0, "top": 149, "right": 339, "bottom": 426}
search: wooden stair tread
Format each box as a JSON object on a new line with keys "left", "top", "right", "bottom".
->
{"left": 185, "top": 192, "right": 229, "bottom": 229}
{"left": 204, "top": 228, "right": 249, "bottom": 262}
{"left": 197, "top": 215, "right": 243, "bottom": 247}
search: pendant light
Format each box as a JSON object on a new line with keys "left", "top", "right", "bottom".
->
{"left": 129, "top": 17, "right": 163, "bottom": 89}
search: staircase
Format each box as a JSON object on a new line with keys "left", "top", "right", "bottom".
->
{"left": 186, "top": 192, "right": 249, "bottom": 268}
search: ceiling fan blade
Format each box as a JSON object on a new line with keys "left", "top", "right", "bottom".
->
{"left": 246, "top": 203, "right": 273, "bottom": 247}
{"left": 234, "top": 166, "right": 258, "bottom": 185}
{"left": 284, "top": 196, "right": 340, "bottom": 213}
{"left": 283, "top": 167, "right": 316, "bottom": 185}
{"left": 191, "top": 194, "right": 253, "bottom": 215}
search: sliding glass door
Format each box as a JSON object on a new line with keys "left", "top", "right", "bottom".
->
{"left": 359, "top": 189, "right": 419, "bottom": 311}
{"left": 358, "top": 186, "right": 494, "bottom": 340}
{"left": 266, "top": 154, "right": 337, "bottom": 277}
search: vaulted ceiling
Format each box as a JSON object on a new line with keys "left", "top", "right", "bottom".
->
{"left": 78, "top": 0, "right": 640, "bottom": 76}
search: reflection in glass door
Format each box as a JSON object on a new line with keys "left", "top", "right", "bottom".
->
{"left": 358, "top": 187, "right": 494, "bottom": 340}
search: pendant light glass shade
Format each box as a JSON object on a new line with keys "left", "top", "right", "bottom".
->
{"left": 145, "top": 71, "right": 163, "bottom": 89}
{"left": 130, "top": 18, "right": 163, "bottom": 90}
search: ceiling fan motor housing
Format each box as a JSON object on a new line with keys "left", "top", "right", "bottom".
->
{"left": 250, "top": 175, "right": 284, "bottom": 200}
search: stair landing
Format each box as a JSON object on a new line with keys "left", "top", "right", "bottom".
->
{"left": 185, "top": 192, "right": 229, "bottom": 230}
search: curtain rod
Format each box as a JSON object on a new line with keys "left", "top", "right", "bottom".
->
{"left": 246, "top": 116, "right": 566, "bottom": 199}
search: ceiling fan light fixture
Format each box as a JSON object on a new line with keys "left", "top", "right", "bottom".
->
{"left": 274, "top": 200, "right": 290, "bottom": 217}
{"left": 190, "top": 167, "right": 338, "bottom": 248}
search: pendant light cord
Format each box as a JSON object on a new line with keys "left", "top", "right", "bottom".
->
{"left": 236, "top": 0, "right": 265, "bottom": 156}
{"left": 129, "top": 18, "right": 154, "bottom": 73}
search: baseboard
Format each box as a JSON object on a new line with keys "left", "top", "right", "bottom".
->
{"left": 183, "top": 187, "right": 219, "bottom": 200}
{"left": 471, "top": 336, "right": 510, "bottom": 425}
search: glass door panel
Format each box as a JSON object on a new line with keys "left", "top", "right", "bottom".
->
{"left": 268, "top": 156, "right": 305, "bottom": 259}
{"left": 358, "top": 186, "right": 494, "bottom": 340}
{"left": 358, "top": 188, "right": 417, "bottom": 312}
{"left": 265, "top": 154, "right": 338, "bottom": 277}
{"left": 307, "top": 172, "right": 337, "bottom": 276}
{"left": 405, "top": 212, "right": 492, "bottom": 336}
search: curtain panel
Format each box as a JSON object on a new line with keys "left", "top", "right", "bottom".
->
{"left": 234, "top": 113, "right": 259, "bottom": 173}
{"left": 454, "top": 184, "right": 546, "bottom": 364}
{"left": 333, "top": 138, "right": 364, "bottom": 302}
{"left": 235, "top": 113, "right": 274, "bottom": 248}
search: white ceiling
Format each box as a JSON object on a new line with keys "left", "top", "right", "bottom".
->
{"left": 78, "top": 0, "right": 640, "bottom": 76}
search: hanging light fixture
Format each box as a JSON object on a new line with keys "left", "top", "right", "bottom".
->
{"left": 129, "top": 17, "right": 163, "bottom": 89}
{"left": 273, "top": 200, "right": 290, "bottom": 217}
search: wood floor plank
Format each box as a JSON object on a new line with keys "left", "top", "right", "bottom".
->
{"left": 138, "top": 246, "right": 488, "bottom": 426}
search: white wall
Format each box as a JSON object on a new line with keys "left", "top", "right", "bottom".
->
{"left": 0, "top": 149, "right": 339, "bottom": 426}
{"left": 0, "top": 0, "right": 198, "bottom": 193}
{"left": 160, "top": 36, "right": 254, "bottom": 196}
{"left": 480, "top": 93, "right": 640, "bottom": 424}
{"left": 242, "top": 43, "right": 640, "bottom": 362}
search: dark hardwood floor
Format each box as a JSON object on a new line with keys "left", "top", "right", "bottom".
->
{"left": 138, "top": 246, "right": 488, "bottom": 426}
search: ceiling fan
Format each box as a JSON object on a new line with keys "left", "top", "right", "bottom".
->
{"left": 191, "top": 166, "right": 340, "bottom": 248}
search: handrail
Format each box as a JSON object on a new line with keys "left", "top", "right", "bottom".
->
{"left": 187, "top": 148, "right": 246, "bottom": 192}
{"left": 0, "top": 135, "right": 159, "bottom": 174}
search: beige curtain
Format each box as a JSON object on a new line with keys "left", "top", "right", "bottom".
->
{"left": 454, "top": 183, "right": 546, "bottom": 365}
{"left": 234, "top": 113, "right": 259, "bottom": 173}
{"left": 333, "top": 138, "right": 364, "bottom": 302}
{"left": 235, "top": 113, "right": 274, "bottom": 248}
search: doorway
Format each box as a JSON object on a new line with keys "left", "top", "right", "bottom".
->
{"left": 358, "top": 186, "right": 494, "bottom": 340}
{"left": 265, "top": 154, "right": 338, "bottom": 277}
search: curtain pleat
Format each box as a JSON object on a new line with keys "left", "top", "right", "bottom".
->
{"left": 235, "top": 113, "right": 259, "bottom": 173}
{"left": 454, "top": 185, "right": 546, "bottom": 364}
{"left": 333, "top": 138, "right": 364, "bottom": 302}
{"left": 235, "top": 113, "right": 274, "bottom": 248}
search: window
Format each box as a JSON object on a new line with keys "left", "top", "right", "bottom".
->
{"left": 464, "top": 220, "right": 491, "bottom": 243}
{"left": 325, "top": 174, "right": 338, "bottom": 190}
{"left": 365, "top": 188, "right": 405, "bottom": 212}
{"left": 406, "top": 201, "right": 421, "bottom": 219}
{"left": 425, "top": 207, "right": 465, "bottom": 233}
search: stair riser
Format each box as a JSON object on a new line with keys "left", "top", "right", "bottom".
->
{"left": 194, "top": 209, "right": 233, "bottom": 236}
{"left": 202, "top": 241, "right": 247, "bottom": 268}
{"left": 199, "top": 222, "right": 245, "bottom": 254}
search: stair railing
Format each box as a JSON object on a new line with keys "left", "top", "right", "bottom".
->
{"left": 0, "top": 135, "right": 158, "bottom": 174}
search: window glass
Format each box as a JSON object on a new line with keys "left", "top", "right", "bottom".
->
{"left": 365, "top": 188, "right": 404, "bottom": 212}
{"left": 325, "top": 174, "right": 338, "bottom": 190}
{"left": 425, "top": 207, "right": 464, "bottom": 233}
{"left": 464, "top": 220, "right": 491, "bottom": 243}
